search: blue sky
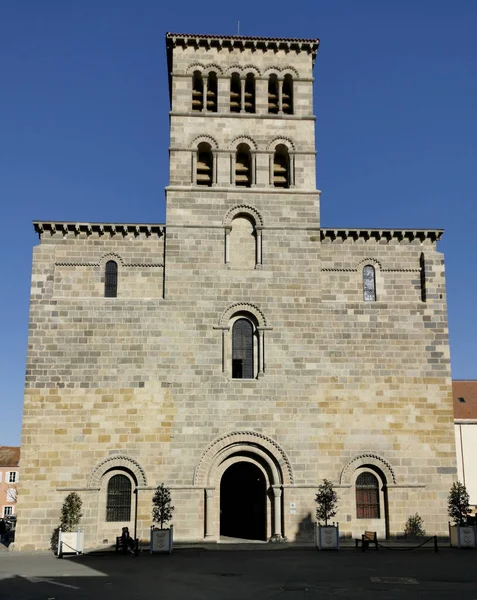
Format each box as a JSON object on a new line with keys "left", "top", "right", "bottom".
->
{"left": 1, "top": 1, "right": 476, "bottom": 446}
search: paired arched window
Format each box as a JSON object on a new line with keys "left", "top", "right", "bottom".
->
{"left": 206, "top": 72, "right": 218, "bottom": 112}
{"left": 244, "top": 73, "right": 255, "bottom": 113}
{"left": 196, "top": 142, "right": 213, "bottom": 186}
{"left": 232, "top": 318, "right": 254, "bottom": 379}
{"left": 420, "top": 253, "right": 426, "bottom": 302}
{"left": 106, "top": 474, "right": 132, "bottom": 522}
{"left": 105, "top": 261, "right": 118, "bottom": 298}
{"left": 235, "top": 144, "right": 252, "bottom": 187}
{"left": 282, "top": 75, "right": 294, "bottom": 114}
{"left": 273, "top": 144, "right": 290, "bottom": 188}
{"left": 356, "top": 472, "right": 380, "bottom": 519}
{"left": 268, "top": 74, "right": 279, "bottom": 114}
{"left": 192, "top": 71, "right": 204, "bottom": 111}
{"left": 230, "top": 73, "right": 241, "bottom": 113}
{"left": 363, "top": 265, "right": 376, "bottom": 301}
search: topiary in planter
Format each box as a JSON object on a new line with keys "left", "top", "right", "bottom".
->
{"left": 152, "top": 483, "right": 174, "bottom": 529}
{"left": 448, "top": 481, "right": 471, "bottom": 527}
{"left": 315, "top": 479, "right": 339, "bottom": 526}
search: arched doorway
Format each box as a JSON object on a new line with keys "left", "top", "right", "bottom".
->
{"left": 220, "top": 462, "right": 266, "bottom": 541}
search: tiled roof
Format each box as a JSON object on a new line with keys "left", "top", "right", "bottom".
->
{"left": 166, "top": 32, "right": 320, "bottom": 44}
{"left": 0, "top": 446, "right": 20, "bottom": 468}
{"left": 453, "top": 380, "right": 477, "bottom": 420}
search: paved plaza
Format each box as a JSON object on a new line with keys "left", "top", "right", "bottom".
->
{"left": 1, "top": 544, "right": 477, "bottom": 600}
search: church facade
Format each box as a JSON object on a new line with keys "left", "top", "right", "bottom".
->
{"left": 16, "top": 33, "right": 457, "bottom": 550}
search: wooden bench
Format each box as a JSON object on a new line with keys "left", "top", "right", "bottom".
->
{"left": 115, "top": 536, "right": 139, "bottom": 555}
{"left": 355, "top": 531, "right": 378, "bottom": 551}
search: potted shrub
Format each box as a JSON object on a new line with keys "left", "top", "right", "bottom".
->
{"left": 55, "top": 492, "right": 84, "bottom": 557}
{"left": 404, "top": 513, "right": 426, "bottom": 539}
{"left": 150, "top": 483, "right": 174, "bottom": 554}
{"left": 314, "top": 479, "right": 340, "bottom": 550}
{"left": 448, "top": 481, "right": 476, "bottom": 548}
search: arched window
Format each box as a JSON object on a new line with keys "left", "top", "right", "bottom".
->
{"left": 207, "top": 72, "right": 218, "bottom": 112}
{"left": 244, "top": 73, "right": 255, "bottom": 113}
{"left": 282, "top": 75, "right": 294, "bottom": 114}
{"left": 356, "top": 472, "right": 380, "bottom": 519}
{"left": 105, "top": 261, "right": 118, "bottom": 298}
{"left": 229, "top": 215, "right": 256, "bottom": 269}
{"left": 273, "top": 145, "right": 290, "bottom": 188}
{"left": 196, "top": 142, "right": 213, "bottom": 186}
{"left": 230, "top": 73, "right": 241, "bottom": 113}
{"left": 106, "top": 474, "right": 132, "bottom": 522}
{"left": 232, "top": 318, "right": 254, "bottom": 379}
{"left": 363, "top": 265, "right": 376, "bottom": 301}
{"left": 268, "top": 74, "right": 279, "bottom": 114}
{"left": 192, "top": 71, "right": 203, "bottom": 111}
{"left": 235, "top": 144, "right": 252, "bottom": 187}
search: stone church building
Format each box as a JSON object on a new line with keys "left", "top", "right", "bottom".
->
{"left": 16, "top": 33, "right": 457, "bottom": 550}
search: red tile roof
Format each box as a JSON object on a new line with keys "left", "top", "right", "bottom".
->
{"left": 453, "top": 380, "right": 477, "bottom": 420}
{"left": 0, "top": 446, "right": 20, "bottom": 467}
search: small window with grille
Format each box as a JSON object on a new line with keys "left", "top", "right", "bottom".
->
{"left": 363, "top": 265, "right": 376, "bottom": 301}
{"left": 192, "top": 71, "right": 203, "bottom": 111}
{"left": 232, "top": 318, "right": 254, "bottom": 379}
{"left": 356, "top": 472, "right": 380, "bottom": 519}
{"left": 282, "top": 75, "right": 294, "bottom": 114}
{"left": 105, "top": 261, "right": 118, "bottom": 298}
{"left": 106, "top": 474, "right": 132, "bottom": 522}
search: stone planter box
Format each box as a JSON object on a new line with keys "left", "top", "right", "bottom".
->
{"left": 449, "top": 524, "right": 477, "bottom": 548}
{"left": 315, "top": 523, "right": 340, "bottom": 550}
{"left": 58, "top": 529, "right": 84, "bottom": 557}
{"left": 150, "top": 525, "right": 173, "bottom": 554}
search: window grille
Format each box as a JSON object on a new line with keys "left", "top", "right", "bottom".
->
{"left": 105, "top": 261, "right": 118, "bottom": 298}
{"left": 207, "top": 72, "right": 217, "bottom": 112}
{"left": 268, "top": 75, "right": 279, "bottom": 113}
{"left": 8, "top": 472, "right": 17, "bottom": 483}
{"left": 356, "top": 472, "right": 380, "bottom": 519}
{"left": 273, "top": 145, "right": 290, "bottom": 188}
{"left": 196, "top": 143, "right": 213, "bottom": 186}
{"left": 282, "top": 75, "right": 294, "bottom": 114}
{"left": 244, "top": 73, "right": 255, "bottom": 113}
{"left": 235, "top": 145, "right": 252, "bottom": 187}
{"left": 232, "top": 319, "right": 254, "bottom": 379}
{"left": 106, "top": 474, "right": 132, "bottom": 522}
{"left": 230, "top": 73, "right": 241, "bottom": 113}
{"left": 3, "top": 506, "right": 13, "bottom": 517}
{"left": 192, "top": 71, "right": 203, "bottom": 111}
{"left": 363, "top": 265, "right": 376, "bottom": 301}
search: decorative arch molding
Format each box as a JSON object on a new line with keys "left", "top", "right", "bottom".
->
{"left": 189, "top": 134, "right": 219, "bottom": 150}
{"left": 218, "top": 302, "right": 267, "bottom": 328}
{"left": 229, "top": 135, "right": 258, "bottom": 151}
{"left": 88, "top": 454, "right": 147, "bottom": 488}
{"left": 356, "top": 258, "right": 383, "bottom": 271}
{"left": 225, "top": 64, "right": 261, "bottom": 76}
{"left": 268, "top": 136, "right": 296, "bottom": 152}
{"left": 223, "top": 204, "right": 263, "bottom": 228}
{"left": 193, "top": 430, "right": 294, "bottom": 486}
{"left": 100, "top": 253, "right": 124, "bottom": 268}
{"left": 263, "top": 66, "right": 300, "bottom": 78}
{"left": 186, "top": 62, "right": 207, "bottom": 74}
{"left": 340, "top": 453, "right": 397, "bottom": 485}
{"left": 202, "top": 63, "right": 224, "bottom": 75}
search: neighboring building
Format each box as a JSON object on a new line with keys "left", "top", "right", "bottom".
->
{"left": 0, "top": 447, "right": 20, "bottom": 518}
{"left": 16, "top": 32, "right": 457, "bottom": 551}
{"left": 453, "top": 380, "right": 477, "bottom": 510}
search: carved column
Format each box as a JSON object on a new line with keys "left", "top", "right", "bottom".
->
{"left": 224, "top": 227, "right": 231, "bottom": 264}
{"left": 240, "top": 77, "right": 246, "bottom": 113}
{"left": 205, "top": 488, "right": 215, "bottom": 538}
{"left": 202, "top": 74, "right": 208, "bottom": 112}
{"left": 278, "top": 78, "right": 283, "bottom": 114}
{"left": 255, "top": 227, "right": 262, "bottom": 265}
{"left": 271, "top": 486, "right": 283, "bottom": 538}
{"left": 212, "top": 150, "right": 218, "bottom": 186}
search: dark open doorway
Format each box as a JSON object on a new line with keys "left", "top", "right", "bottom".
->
{"left": 220, "top": 461, "right": 266, "bottom": 541}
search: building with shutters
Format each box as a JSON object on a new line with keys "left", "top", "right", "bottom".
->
{"left": 16, "top": 33, "right": 457, "bottom": 550}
